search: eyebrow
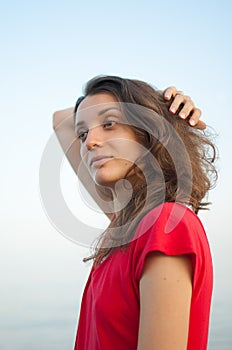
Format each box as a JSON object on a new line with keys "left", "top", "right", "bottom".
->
{"left": 98, "top": 106, "right": 120, "bottom": 116}
{"left": 75, "top": 107, "right": 121, "bottom": 128}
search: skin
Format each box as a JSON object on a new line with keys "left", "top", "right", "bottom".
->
{"left": 53, "top": 86, "right": 205, "bottom": 218}
{"left": 76, "top": 94, "right": 143, "bottom": 195}
{"left": 138, "top": 252, "right": 192, "bottom": 350}
{"left": 53, "top": 87, "right": 199, "bottom": 348}
{"left": 76, "top": 94, "right": 193, "bottom": 349}
{"left": 164, "top": 87, "right": 203, "bottom": 127}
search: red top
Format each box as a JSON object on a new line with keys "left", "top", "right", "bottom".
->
{"left": 74, "top": 203, "right": 213, "bottom": 350}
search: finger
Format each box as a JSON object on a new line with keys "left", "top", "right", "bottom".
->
{"left": 178, "top": 101, "right": 195, "bottom": 119}
{"left": 164, "top": 86, "right": 177, "bottom": 100}
{"left": 169, "top": 94, "right": 186, "bottom": 113}
{"left": 193, "top": 120, "right": 206, "bottom": 130}
{"left": 188, "top": 108, "right": 203, "bottom": 127}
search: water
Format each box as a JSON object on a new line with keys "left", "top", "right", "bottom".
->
{"left": 0, "top": 277, "right": 231, "bottom": 349}
{"left": 208, "top": 297, "right": 232, "bottom": 349}
{"left": 1, "top": 221, "right": 231, "bottom": 349}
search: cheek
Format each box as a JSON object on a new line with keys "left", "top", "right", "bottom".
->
{"left": 116, "top": 143, "right": 143, "bottom": 163}
{"left": 80, "top": 146, "right": 87, "bottom": 163}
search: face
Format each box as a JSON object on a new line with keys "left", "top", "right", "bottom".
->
{"left": 75, "top": 93, "right": 143, "bottom": 188}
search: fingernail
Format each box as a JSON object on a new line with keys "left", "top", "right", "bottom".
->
{"left": 190, "top": 119, "right": 195, "bottom": 126}
{"left": 170, "top": 107, "right": 176, "bottom": 113}
{"left": 179, "top": 112, "right": 185, "bottom": 119}
{"left": 165, "top": 93, "right": 171, "bottom": 99}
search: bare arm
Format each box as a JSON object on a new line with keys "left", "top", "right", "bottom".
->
{"left": 137, "top": 252, "right": 192, "bottom": 350}
{"left": 53, "top": 88, "right": 205, "bottom": 218}
{"left": 53, "top": 108, "right": 113, "bottom": 219}
{"left": 53, "top": 107, "right": 81, "bottom": 173}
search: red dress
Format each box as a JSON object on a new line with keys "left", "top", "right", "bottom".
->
{"left": 74, "top": 202, "right": 213, "bottom": 350}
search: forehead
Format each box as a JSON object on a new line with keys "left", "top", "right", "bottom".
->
{"left": 76, "top": 93, "right": 121, "bottom": 126}
{"left": 78, "top": 93, "right": 118, "bottom": 112}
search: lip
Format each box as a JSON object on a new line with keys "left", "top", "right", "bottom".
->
{"left": 90, "top": 156, "right": 113, "bottom": 167}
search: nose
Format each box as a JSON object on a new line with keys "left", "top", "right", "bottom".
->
{"left": 85, "top": 126, "right": 102, "bottom": 151}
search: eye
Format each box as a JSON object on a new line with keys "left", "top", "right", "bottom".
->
{"left": 77, "top": 130, "right": 88, "bottom": 141}
{"left": 103, "top": 120, "right": 117, "bottom": 129}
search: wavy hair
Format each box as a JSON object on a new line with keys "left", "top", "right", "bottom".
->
{"left": 74, "top": 75, "right": 217, "bottom": 265}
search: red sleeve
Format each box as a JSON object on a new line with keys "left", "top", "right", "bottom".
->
{"left": 133, "top": 203, "right": 208, "bottom": 287}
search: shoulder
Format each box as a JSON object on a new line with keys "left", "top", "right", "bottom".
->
{"left": 131, "top": 202, "right": 209, "bottom": 281}
{"left": 134, "top": 202, "right": 204, "bottom": 241}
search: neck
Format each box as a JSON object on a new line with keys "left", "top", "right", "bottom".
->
{"left": 110, "top": 178, "right": 134, "bottom": 214}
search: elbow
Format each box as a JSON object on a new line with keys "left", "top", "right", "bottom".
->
{"left": 52, "top": 107, "right": 74, "bottom": 130}
{"left": 53, "top": 111, "right": 60, "bottom": 130}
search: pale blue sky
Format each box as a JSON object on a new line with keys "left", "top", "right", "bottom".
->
{"left": 1, "top": 0, "right": 232, "bottom": 349}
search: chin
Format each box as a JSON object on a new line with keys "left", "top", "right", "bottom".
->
{"left": 94, "top": 175, "right": 117, "bottom": 188}
{"left": 92, "top": 168, "right": 127, "bottom": 188}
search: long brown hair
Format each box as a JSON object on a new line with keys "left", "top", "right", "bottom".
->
{"left": 74, "top": 75, "right": 217, "bottom": 265}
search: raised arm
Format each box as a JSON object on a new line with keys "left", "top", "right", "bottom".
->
{"left": 53, "top": 88, "right": 205, "bottom": 218}
{"left": 53, "top": 107, "right": 79, "bottom": 173}
{"left": 53, "top": 107, "right": 114, "bottom": 219}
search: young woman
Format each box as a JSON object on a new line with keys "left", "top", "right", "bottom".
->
{"left": 53, "top": 76, "right": 216, "bottom": 350}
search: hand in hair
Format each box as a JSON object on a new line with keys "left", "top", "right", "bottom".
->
{"left": 52, "top": 84, "right": 206, "bottom": 218}
{"left": 163, "top": 86, "right": 205, "bottom": 130}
